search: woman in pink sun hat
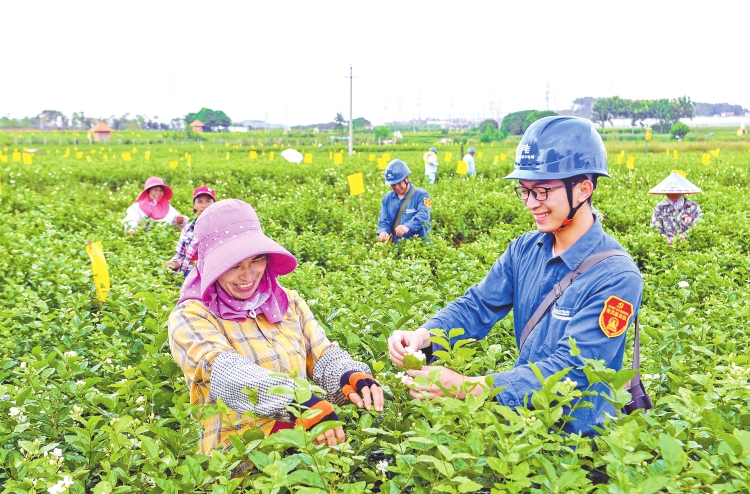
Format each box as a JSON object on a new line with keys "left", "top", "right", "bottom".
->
{"left": 165, "top": 185, "right": 216, "bottom": 275}
{"left": 122, "top": 176, "right": 188, "bottom": 234}
{"left": 168, "top": 199, "right": 383, "bottom": 459}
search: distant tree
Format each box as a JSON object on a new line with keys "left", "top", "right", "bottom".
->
{"left": 694, "top": 102, "right": 748, "bottom": 117}
{"left": 630, "top": 99, "right": 651, "bottom": 127}
{"left": 670, "top": 122, "right": 690, "bottom": 140}
{"left": 501, "top": 110, "right": 557, "bottom": 135}
{"left": 478, "top": 119, "right": 499, "bottom": 133}
{"left": 373, "top": 126, "right": 390, "bottom": 140}
{"left": 591, "top": 96, "right": 630, "bottom": 127}
{"left": 352, "top": 117, "right": 371, "bottom": 129}
{"left": 334, "top": 113, "right": 347, "bottom": 132}
{"left": 571, "top": 97, "right": 596, "bottom": 118}
{"left": 71, "top": 112, "right": 94, "bottom": 129}
{"left": 185, "top": 108, "right": 231, "bottom": 131}
{"left": 37, "top": 110, "right": 66, "bottom": 129}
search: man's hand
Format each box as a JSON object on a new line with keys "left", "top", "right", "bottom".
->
{"left": 378, "top": 232, "right": 390, "bottom": 242}
{"left": 388, "top": 328, "right": 431, "bottom": 367}
{"left": 394, "top": 225, "right": 409, "bottom": 237}
{"left": 404, "top": 366, "right": 485, "bottom": 401}
{"left": 165, "top": 260, "right": 179, "bottom": 271}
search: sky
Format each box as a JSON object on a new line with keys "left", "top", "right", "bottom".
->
{"left": 2, "top": 0, "right": 748, "bottom": 126}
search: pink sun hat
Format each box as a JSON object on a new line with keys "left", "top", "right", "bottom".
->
{"left": 179, "top": 199, "right": 297, "bottom": 302}
{"left": 193, "top": 185, "right": 216, "bottom": 201}
{"left": 136, "top": 176, "right": 173, "bottom": 202}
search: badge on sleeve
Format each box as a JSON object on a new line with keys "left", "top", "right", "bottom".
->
{"left": 423, "top": 198, "right": 432, "bottom": 208}
{"left": 599, "top": 296, "right": 634, "bottom": 338}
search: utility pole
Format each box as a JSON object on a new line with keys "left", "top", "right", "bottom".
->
{"left": 348, "top": 64, "right": 353, "bottom": 156}
{"left": 545, "top": 82, "right": 550, "bottom": 110}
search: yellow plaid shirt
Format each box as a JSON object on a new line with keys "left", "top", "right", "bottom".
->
{"left": 168, "top": 288, "right": 349, "bottom": 454}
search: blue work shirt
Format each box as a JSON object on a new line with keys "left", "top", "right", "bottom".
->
{"left": 423, "top": 218, "right": 643, "bottom": 436}
{"left": 377, "top": 185, "right": 431, "bottom": 240}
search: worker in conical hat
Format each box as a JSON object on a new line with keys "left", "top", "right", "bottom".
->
{"left": 649, "top": 172, "right": 702, "bottom": 245}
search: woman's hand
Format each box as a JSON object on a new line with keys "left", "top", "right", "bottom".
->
{"left": 404, "top": 366, "right": 485, "bottom": 401}
{"left": 388, "top": 328, "right": 431, "bottom": 367}
{"left": 378, "top": 232, "right": 390, "bottom": 242}
{"left": 394, "top": 225, "right": 409, "bottom": 237}
{"left": 341, "top": 372, "right": 384, "bottom": 412}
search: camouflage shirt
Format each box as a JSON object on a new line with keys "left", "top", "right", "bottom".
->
{"left": 650, "top": 196, "right": 702, "bottom": 239}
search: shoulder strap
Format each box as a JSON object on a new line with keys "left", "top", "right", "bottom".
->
{"left": 390, "top": 186, "right": 418, "bottom": 243}
{"left": 518, "top": 249, "right": 630, "bottom": 351}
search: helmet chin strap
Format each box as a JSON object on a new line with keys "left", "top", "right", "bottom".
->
{"left": 554, "top": 179, "right": 585, "bottom": 232}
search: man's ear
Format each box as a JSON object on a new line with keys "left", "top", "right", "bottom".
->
{"left": 577, "top": 180, "right": 594, "bottom": 202}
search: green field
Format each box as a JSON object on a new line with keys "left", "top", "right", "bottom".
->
{"left": 2, "top": 133, "right": 750, "bottom": 492}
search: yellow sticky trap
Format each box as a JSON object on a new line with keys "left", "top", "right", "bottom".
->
{"left": 493, "top": 155, "right": 499, "bottom": 165}
{"left": 304, "top": 153, "right": 313, "bottom": 164}
{"left": 377, "top": 157, "right": 388, "bottom": 170}
{"left": 368, "top": 153, "right": 376, "bottom": 161}
{"left": 382, "top": 153, "right": 391, "bottom": 161}
{"left": 144, "top": 151, "right": 150, "bottom": 161}
{"left": 328, "top": 151, "right": 333, "bottom": 159}
{"left": 269, "top": 151, "right": 274, "bottom": 161}
{"left": 702, "top": 154, "right": 710, "bottom": 165}
{"left": 456, "top": 161, "right": 468, "bottom": 175}
{"left": 666, "top": 148, "right": 670, "bottom": 155}
{"left": 0, "top": 155, "right": 7, "bottom": 163}
{"left": 334, "top": 153, "right": 343, "bottom": 165}
{"left": 85, "top": 241, "right": 110, "bottom": 304}
{"left": 225, "top": 142, "right": 230, "bottom": 147}
{"left": 200, "top": 144, "right": 204, "bottom": 150}
{"left": 673, "top": 150, "right": 678, "bottom": 159}
{"left": 273, "top": 143, "right": 278, "bottom": 148}
{"left": 347, "top": 172, "right": 365, "bottom": 196}
{"left": 500, "top": 153, "right": 507, "bottom": 161}
{"left": 249, "top": 151, "right": 258, "bottom": 160}
{"left": 86, "top": 155, "right": 92, "bottom": 162}
{"left": 671, "top": 169, "right": 687, "bottom": 178}
{"left": 22, "top": 153, "right": 32, "bottom": 165}
{"left": 444, "top": 152, "right": 452, "bottom": 163}
{"left": 710, "top": 149, "right": 718, "bottom": 157}
{"left": 76, "top": 152, "right": 83, "bottom": 159}
{"left": 616, "top": 154, "right": 623, "bottom": 165}
{"left": 626, "top": 156, "right": 635, "bottom": 169}
{"left": 132, "top": 147, "right": 137, "bottom": 153}
{"left": 477, "top": 151, "right": 483, "bottom": 159}
{"left": 225, "top": 152, "right": 230, "bottom": 160}
{"left": 121, "top": 152, "right": 131, "bottom": 161}
{"left": 12, "top": 151, "right": 21, "bottom": 161}
{"left": 169, "top": 160, "right": 178, "bottom": 169}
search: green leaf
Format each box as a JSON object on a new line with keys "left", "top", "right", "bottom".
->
{"left": 658, "top": 434, "right": 687, "bottom": 474}
{"left": 138, "top": 435, "right": 159, "bottom": 458}
{"left": 403, "top": 354, "right": 423, "bottom": 370}
{"left": 92, "top": 481, "right": 113, "bottom": 494}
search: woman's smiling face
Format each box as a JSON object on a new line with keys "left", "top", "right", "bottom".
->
{"left": 217, "top": 255, "right": 268, "bottom": 300}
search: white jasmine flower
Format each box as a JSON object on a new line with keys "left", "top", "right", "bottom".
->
{"left": 63, "top": 351, "right": 77, "bottom": 357}
{"left": 62, "top": 476, "right": 74, "bottom": 487}
{"left": 9, "top": 407, "right": 21, "bottom": 417}
{"left": 135, "top": 396, "right": 145, "bottom": 404}
{"left": 75, "top": 380, "right": 86, "bottom": 387}
{"left": 105, "top": 359, "right": 112, "bottom": 364}
{"left": 376, "top": 459, "right": 389, "bottom": 475}
{"left": 19, "top": 361, "right": 26, "bottom": 368}
{"left": 678, "top": 280, "right": 689, "bottom": 288}
{"left": 394, "top": 372, "right": 407, "bottom": 380}
{"left": 52, "top": 448, "right": 63, "bottom": 457}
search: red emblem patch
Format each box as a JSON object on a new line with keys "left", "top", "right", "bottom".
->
{"left": 423, "top": 198, "right": 432, "bottom": 208}
{"left": 598, "top": 296, "right": 633, "bottom": 338}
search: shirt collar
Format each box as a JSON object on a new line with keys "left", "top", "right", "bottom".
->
{"left": 671, "top": 195, "right": 685, "bottom": 209}
{"left": 551, "top": 217, "right": 606, "bottom": 270}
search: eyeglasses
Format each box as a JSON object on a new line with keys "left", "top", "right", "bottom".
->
{"left": 514, "top": 184, "right": 565, "bottom": 201}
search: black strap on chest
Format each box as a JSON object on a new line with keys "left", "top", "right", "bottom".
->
{"left": 518, "top": 249, "right": 630, "bottom": 351}
{"left": 390, "top": 185, "right": 417, "bottom": 243}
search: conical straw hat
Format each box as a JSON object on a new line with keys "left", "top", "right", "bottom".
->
{"left": 648, "top": 172, "right": 702, "bottom": 194}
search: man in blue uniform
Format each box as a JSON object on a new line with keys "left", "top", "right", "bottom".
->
{"left": 387, "top": 116, "right": 643, "bottom": 436}
{"left": 377, "top": 159, "right": 431, "bottom": 243}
